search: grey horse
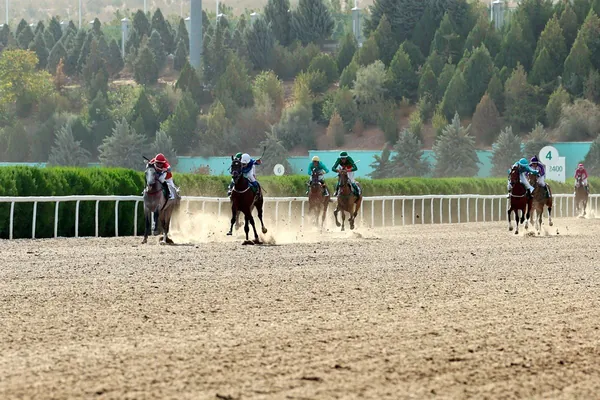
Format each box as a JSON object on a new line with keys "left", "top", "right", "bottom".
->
{"left": 142, "top": 164, "right": 178, "bottom": 245}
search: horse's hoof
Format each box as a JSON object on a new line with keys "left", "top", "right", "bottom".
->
{"left": 508, "top": 227, "right": 513, "bottom": 231}
{"left": 254, "top": 239, "right": 262, "bottom": 245}
{"left": 166, "top": 237, "right": 174, "bottom": 245}
{"left": 242, "top": 240, "right": 254, "bottom": 246}
{"left": 514, "top": 230, "right": 518, "bottom": 235}
{"left": 262, "top": 227, "right": 268, "bottom": 234}
{"left": 159, "top": 241, "right": 167, "bottom": 245}
{"left": 141, "top": 239, "right": 148, "bottom": 244}
{"left": 335, "top": 222, "right": 341, "bottom": 227}
{"left": 226, "top": 232, "right": 233, "bottom": 236}
{"left": 549, "top": 222, "right": 554, "bottom": 226}
{"left": 341, "top": 227, "right": 345, "bottom": 232}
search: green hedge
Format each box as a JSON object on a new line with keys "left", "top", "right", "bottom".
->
{"left": 0, "top": 166, "right": 595, "bottom": 238}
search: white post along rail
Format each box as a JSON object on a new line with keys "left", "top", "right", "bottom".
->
{"left": 0, "top": 194, "right": 596, "bottom": 239}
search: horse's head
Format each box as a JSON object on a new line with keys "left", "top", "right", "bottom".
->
{"left": 528, "top": 172, "right": 537, "bottom": 187}
{"left": 509, "top": 166, "right": 520, "bottom": 184}
{"left": 230, "top": 159, "right": 243, "bottom": 182}
{"left": 145, "top": 164, "right": 157, "bottom": 187}
{"left": 338, "top": 168, "right": 349, "bottom": 184}
{"left": 310, "top": 168, "right": 321, "bottom": 184}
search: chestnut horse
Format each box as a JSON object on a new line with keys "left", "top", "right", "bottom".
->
{"left": 575, "top": 175, "right": 588, "bottom": 217}
{"left": 507, "top": 165, "right": 531, "bottom": 234}
{"left": 333, "top": 169, "right": 362, "bottom": 231}
{"left": 308, "top": 168, "right": 330, "bottom": 228}
{"left": 528, "top": 174, "right": 553, "bottom": 233}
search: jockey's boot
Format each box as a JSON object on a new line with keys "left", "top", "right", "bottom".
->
{"left": 305, "top": 182, "right": 310, "bottom": 195}
{"left": 251, "top": 181, "right": 259, "bottom": 194}
{"left": 351, "top": 183, "right": 360, "bottom": 197}
{"left": 544, "top": 186, "right": 550, "bottom": 198}
{"left": 586, "top": 185, "right": 590, "bottom": 194}
{"left": 333, "top": 184, "right": 340, "bottom": 197}
{"left": 161, "top": 182, "right": 169, "bottom": 198}
{"left": 526, "top": 189, "right": 533, "bottom": 199}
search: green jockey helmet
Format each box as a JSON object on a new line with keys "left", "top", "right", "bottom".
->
{"left": 518, "top": 158, "right": 529, "bottom": 166}
{"left": 339, "top": 151, "right": 348, "bottom": 158}
{"left": 235, "top": 152, "right": 242, "bottom": 159}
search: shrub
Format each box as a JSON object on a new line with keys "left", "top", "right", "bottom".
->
{"left": 327, "top": 112, "right": 345, "bottom": 147}
{"left": 557, "top": 99, "right": 600, "bottom": 141}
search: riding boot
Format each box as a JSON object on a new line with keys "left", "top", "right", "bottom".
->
{"left": 526, "top": 189, "right": 533, "bottom": 199}
{"left": 586, "top": 185, "right": 590, "bottom": 194}
{"left": 544, "top": 186, "right": 550, "bottom": 199}
{"left": 333, "top": 184, "right": 339, "bottom": 197}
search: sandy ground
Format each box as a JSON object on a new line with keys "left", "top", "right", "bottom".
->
{"left": 2, "top": 217, "right": 600, "bottom": 399}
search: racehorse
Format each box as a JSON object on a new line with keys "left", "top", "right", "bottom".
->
{"left": 308, "top": 168, "right": 330, "bottom": 228}
{"left": 528, "top": 173, "right": 553, "bottom": 233}
{"left": 333, "top": 169, "right": 362, "bottom": 231}
{"left": 142, "top": 164, "right": 178, "bottom": 245}
{"left": 575, "top": 175, "right": 588, "bottom": 217}
{"left": 227, "top": 158, "right": 268, "bottom": 244}
{"left": 507, "top": 165, "right": 531, "bottom": 234}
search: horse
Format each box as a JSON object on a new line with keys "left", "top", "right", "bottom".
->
{"left": 333, "top": 168, "right": 362, "bottom": 231}
{"left": 528, "top": 173, "right": 553, "bottom": 233}
{"left": 575, "top": 175, "right": 588, "bottom": 217}
{"left": 308, "top": 168, "right": 330, "bottom": 228}
{"left": 227, "top": 158, "right": 268, "bottom": 244}
{"left": 507, "top": 165, "right": 532, "bottom": 234}
{"left": 142, "top": 164, "right": 178, "bottom": 245}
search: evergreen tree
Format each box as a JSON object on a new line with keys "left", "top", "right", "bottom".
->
{"left": 133, "top": 10, "right": 151, "bottom": 41}
{"left": 487, "top": 70, "right": 504, "bottom": 113}
{"left": 523, "top": 122, "right": 550, "bottom": 158}
{"left": 98, "top": 118, "right": 149, "bottom": 170}
{"left": 579, "top": 11, "right": 600, "bottom": 71}
{"left": 431, "top": 13, "right": 462, "bottom": 62}
{"left": 151, "top": 8, "right": 175, "bottom": 54}
{"left": 546, "top": 85, "right": 571, "bottom": 128}
{"left": 29, "top": 31, "right": 49, "bottom": 69}
{"left": 264, "top": 0, "right": 292, "bottom": 46}
{"left": 399, "top": 40, "right": 424, "bottom": 70}
{"left": 514, "top": 0, "right": 554, "bottom": 44}
{"left": 433, "top": 112, "right": 479, "bottom": 177}
{"left": 48, "top": 123, "right": 90, "bottom": 166}
{"left": 369, "top": 144, "right": 393, "bottom": 179}
{"left": 91, "top": 18, "right": 102, "bottom": 36}
{"left": 339, "top": 60, "right": 358, "bottom": 89}
{"left": 353, "top": 36, "right": 379, "bottom": 66}
{"left": 161, "top": 92, "right": 198, "bottom": 153}
{"left": 418, "top": 63, "right": 438, "bottom": 100}
{"left": 82, "top": 39, "right": 109, "bottom": 97}
{"left": 176, "top": 61, "right": 206, "bottom": 105}
{"left": 308, "top": 53, "right": 338, "bottom": 84}
{"left": 77, "top": 32, "right": 94, "bottom": 74}
{"left": 47, "top": 41, "right": 67, "bottom": 74}
{"left": 15, "top": 19, "right": 28, "bottom": 39}
{"left": 48, "top": 17, "right": 62, "bottom": 43}
{"left": 462, "top": 45, "right": 494, "bottom": 115}
{"left": 573, "top": 0, "right": 591, "bottom": 24}
{"left": 583, "top": 133, "right": 600, "bottom": 175}
{"left": 504, "top": 64, "right": 541, "bottom": 132}
{"left": 54, "top": 57, "right": 67, "bottom": 91}
{"left": 563, "top": 34, "right": 592, "bottom": 96}
{"left": 130, "top": 88, "right": 159, "bottom": 139}
{"left": 471, "top": 94, "right": 501, "bottom": 146}
{"left": 17, "top": 25, "right": 34, "bottom": 49}
{"left": 34, "top": 21, "right": 44, "bottom": 35}
{"left": 336, "top": 32, "right": 357, "bottom": 74}
{"left": 245, "top": 16, "right": 275, "bottom": 70}
{"left": 0, "top": 24, "right": 11, "bottom": 47}
{"left": 532, "top": 16, "right": 567, "bottom": 82}
{"left": 491, "top": 126, "right": 522, "bottom": 177}
{"left": 107, "top": 39, "right": 124, "bottom": 77}
{"left": 364, "top": 0, "right": 426, "bottom": 44}
{"left": 148, "top": 29, "right": 167, "bottom": 71}
{"left": 559, "top": 3, "right": 578, "bottom": 48}
{"left": 173, "top": 39, "right": 187, "bottom": 71}
{"left": 584, "top": 69, "right": 600, "bottom": 103}
{"left": 426, "top": 50, "right": 446, "bottom": 76}
{"left": 327, "top": 111, "right": 346, "bottom": 147}
{"left": 441, "top": 71, "right": 469, "bottom": 119}
{"left": 134, "top": 43, "right": 159, "bottom": 85}
{"left": 259, "top": 131, "right": 292, "bottom": 174}
{"left": 43, "top": 28, "right": 55, "bottom": 50}
{"left": 150, "top": 130, "right": 178, "bottom": 167}
{"left": 386, "top": 47, "right": 418, "bottom": 101}
{"left": 495, "top": 20, "right": 533, "bottom": 71}
{"left": 389, "top": 129, "right": 429, "bottom": 177}
{"left": 216, "top": 53, "right": 254, "bottom": 112}
{"left": 437, "top": 62, "right": 456, "bottom": 102}
{"left": 175, "top": 18, "right": 190, "bottom": 53}
{"left": 97, "top": 35, "right": 110, "bottom": 65}
{"left": 412, "top": 3, "right": 436, "bottom": 56}
{"left": 291, "top": 0, "right": 334, "bottom": 45}
{"left": 530, "top": 48, "right": 555, "bottom": 86}
{"left": 65, "top": 29, "right": 86, "bottom": 76}
{"left": 373, "top": 15, "right": 398, "bottom": 67}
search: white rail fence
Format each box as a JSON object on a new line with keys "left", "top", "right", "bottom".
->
{"left": 0, "top": 194, "right": 597, "bottom": 239}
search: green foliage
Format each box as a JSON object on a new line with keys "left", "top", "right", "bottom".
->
{"left": 491, "top": 126, "right": 522, "bottom": 177}
{"left": 546, "top": 85, "right": 571, "bottom": 128}
{"left": 557, "top": 99, "right": 600, "bottom": 141}
{"left": 130, "top": 88, "right": 159, "bottom": 140}
{"left": 176, "top": 61, "right": 208, "bottom": 106}
{"left": 197, "top": 100, "right": 235, "bottom": 155}
{"left": 133, "top": 43, "right": 159, "bottom": 85}
{"left": 98, "top": 118, "right": 148, "bottom": 170}
{"left": 353, "top": 60, "right": 387, "bottom": 105}
{"left": 486, "top": 70, "right": 504, "bottom": 113}
{"left": 523, "top": 122, "right": 551, "bottom": 159}
{"left": 353, "top": 36, "right": 380, "bottom": 67}
{"left": 389, "top": 129, "right": 429, "bottom": 177}
{"left": 175, "top": 18, "right": 190, "bottom": 53}
{"left": 173, "top": 39, "right": 187, "bottom": 71}
{"left": 17, "top": 25, "right": 34, "bottom": 49}
{"left": 0, "top": 123, "right": 29, "bottom": 161}
{"left": 291, "top": 0, "right": 334, "bottom": 45}
{"left": 399, "top": 40, "right": 424, "bottom": 70}
{"left": 504, "top": 64, "right": 543, "bottom": 132}
{"left": 580, "top": 11, "right": 600, "bottom": 71}
{"left": 462, "top": 45, "right": 494, "bottom": 115}
{"left": 216, "top": 53, "right": 254, "bottom": 114}
{"left": 30, "top": 31, "right": 49, "bottom": 69}
{"left": 272, "top": 42, "right": 320, "bottom": 80}
{"left": 532, "top": 16, "right": 567, "bottom": 84}
{"left": 296, "top": 70, "right": 328, "bottom": 95}
{"left": 378, "top": 101, "right": 399, "bottom": 144}
{"left": 47, "top": 41, "right": 67, "bottom": 74}
{"left": 559, "top": 3, "right": 578, "bottom": 48}
{"left": 495, "top": 20, "right": 533, "bottom": 71}
{"left": 151, "top": 8, "right": 175, "bottom": 54}
{"left": 245, "top": 16, "right": 275, "bottom": 70}
{"left": 412, "top": 4, "right": 436, "bottom": 56}
{"left": 364, "top": 0, "right": 426, "bottom": 44}
{"left": 148, "top": 30, "right": 167, "bottom": 71}
{"left": 373, "top": 15, "right": 398, "bottom": 66}
{"left": 308, "top": 53, "right": 338, "bottom": 84}
{"left": 48, "top": 124, "right": 90, "bottom": 167}
{"left": 160, "top": 92, "right": 198, "bottom": 154}
{"left": 330, "top": 88, "right": 358, "bottom": 131}
{"left": 436, "top": 62, "right": 455, "bottom": 101}
{"left": 339, "top": 60, "right": 358, "bottom": 89}
{"left": 418, "top": 63, "right": 438, "bottom": 100}
{"left": 584, "top": 69, "right": 600, "bottom": 103}
{"left": 440, "top": 70, "right": 469, "bottom": 120}
{"left": 107, "top": 39, "right": 124, "bottom": 77}
{"left": 150, "top": 130, "right": 178, "bottom": 168}
{"left": 82, "top": 39, "right": 109, "bottom": 99}
{"left": 583, "top": 133, "right": 600, "bottom": 175}
{"left": 264, "top": 0, "right": 293, "bottom": 46}
{"left": 471, "top": 94, "right": 501, "bottom": 146}
{"left": 386, "top": 48, "right": 418, "bottom": 101}
{"left": 530, "top": 47, "right": 555, "bottom": 86}
{"left": 431, "top": 13, "right": 462, "bottom": 62}
{"left": 259, "top": 131, "right": 292, "bottom": 175}
{"left": 426, "top": 50, "right": 446, "bottom": 77}
{"left": 433, "top": 112, "right": 479, "bottom": 177}
{"left": 407, "top": 109, "right": 423, "bottom": 143}
{"left": 368, "top": 144, "right": 393, "bottom": 179}
{"left": 563, "top": 34, "right": 592, "bottom": 96}
{"left": 336, "top": 32, "right": 357, "bottom": 74}
{"left": 273, "top": 103, "right": 317, "bottom": 149}
{"left": 253, "top": 70, "right": 284, "bottom": 114}
{"left": 327, "top": 111, "right": 346, "bottom": 147}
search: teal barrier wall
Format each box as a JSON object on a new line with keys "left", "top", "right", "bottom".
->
{"left": 1, "top": 142, "right": 592, "bottom": 178}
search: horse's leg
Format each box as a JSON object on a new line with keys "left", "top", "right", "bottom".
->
{"left": 514, "top": 210, "right": 520, "bottom": 235}
{"left": 256, "top": 197, "right": 267, "bottom": 234}
{"left": 142, "top": 210, "right": 150, "bottom": 244}
{"left": 350, "top": 197, "right": 362, "bottom": 230}
{"left": 228, "top": 203, "right": 237, "bottom": 236}
{"left": 333, "top": 205, "right": 341, "bottom": 227}
{"left": 163, "top": 208, "right": 174, "bottom": 244}
{"left": 341, "top": 210, "right": 346, "bottom": 231}
{"left": 243, "top": 213, "right": 251, "bottom": 242}
{"left": 507, "top": 208, "right": 513, "bottom": 231}
{"left": 153, "top": 211, "right": 159, "bottom": 236}
{"left": 321, "top": 200, "right": 328, "bottom": 229}
{"left": 548, "top": 201, "right": 553, "bottom": 225}
{"left": 249, "top": 214, "right": 261, "bottom": 244}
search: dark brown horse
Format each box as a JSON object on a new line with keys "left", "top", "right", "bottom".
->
{"left": 308, "top": 168, "right": 330, "bottom": 228}
{"left": 575, "top": 175, "right": 588, "bottom": 217}
{"left": 227, "top": 158, "right": 267, "bottom": 244}
{"left": 507, "top": 165, "right": 531, "bottom": 234}
{"left": 333, "top": 169, "right": 362, "bottom": 231}
{"left": 528, "top": 174, "right": 553, "bottom": 233}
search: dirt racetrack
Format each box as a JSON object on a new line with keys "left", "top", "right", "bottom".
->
{"left": 2, "top": 218, "right": 600, "bottom": 399}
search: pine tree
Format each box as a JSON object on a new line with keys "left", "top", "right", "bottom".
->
{"left": 524, "top": 122, "right": 550, "bottom": 158}
{"left": 291, "top": 0, "right": 334, "bottom": 45}
{"left": 353, "top": 36, "right": 379, "bottom": 67}
{"left": 504, "top": 64, "right": 539, "bottom": 132}
{"left": 151, "top": 9, "right": 175, "bottom": 54}
{"left": 532, "top": 16, "right": 567, "bottom": 81}
{"left": 17, "top": 25, "right": 34, "bottom": 49}
{"left": 418, "top": 63, "right": 438, "bottom": 100}
{"left": 386, "top": 47, "right": 418, "bottom": 101}
{"left": 82, "top": 39, "right": 109, "bottom": 97}
{"left": 48, "top": 124, "right": 90, "bottom": 167}
{"left": 546, "top": 85, "right": 571, "bottom": 128}
{"left": 336, "top": 32, "right": 357, "bottom": 74}
{"left": 373, "top": 15, "right": 398, "bottom": 67}
{"left": 34, "top": 21, "right": 44, "bottom": 35}
{"left": 54, "top": 58, "right": 67, "bottom": 91}
{"left": 47, "top": 41, "right": 67, "bottom": 74}
{"left": 579, "top": 11, "right": 600, "bottom": 72}
{"left": 426, "top": 51, "right": 446, "bottom": 77}
{"left": 463, "top": 16, "right": 486, "bottom": 52}
{"left": 265, "top": 0, "right": 292, "bottom": 46}
{"left": 130, "top": 88, "right": 159, "bottom": 140}
{"left": 462, "top": 45, "right": 494, "bottom": 115}
{"left": 151, "top": 130, "right": 178, "bottom": 167}
{"left": 491, "top": 126, "right": 522, "bottom": 177}
{"left": 559, "top": 3, "right": 578, "bottom": 48}
{"left": 161, "top": 92, "right": 198, "bottom": 153}
{"left": 173, "top": 39, "right": 187, "bottom": 71}
{"left": 487, "top": 70, "right": 504, "bottom": 113}
{"left": 369, "top": 144, "right": 393, "bottom": 179}
{"left": 514, "top": 0, "right": 554, "bottom": 44}
{"left": 30, "top": 31, "right": 49, "bottom": 69}
{"left": 175, "top": 18, "right": 190, "bottom": 53}
{"left": 471, "top": 94, "right": 501, "bottom": 146}
{"left": 584, "top": 69, "right": 600, "bottom": 103}
{"left": 216, "top": 53, "right": 254, "bottom": 112}
{"left": 98, "top": 118, "right": 149, "bottom": 170}
{"left": 327, "top": 111, "right": 345, "bottom": 147}
{"left": 437, "top": 63, "right": 456, "bottom": 103}
{"left": 48, "top": 17, "right": 62, "bottom": 43}
{"left": 77, "top": 32, "right": 93, "bottom": 74}
{"left": 400, "top": 41, "right": 424, "bottom": 70}
{"left": 308, "top": 53, "right": 338, "bottom": 84}
{"left": 563, "top": 34, "right": 592, "bottom": 96}
{"left": 133, "top": 10, "right": 151, "bottom": 41}
{"left": 107, "top": 39, "right": 124, "bottom": 77}
{"left": 364, "top": 0, "right": 426, "bottom": 44}
{"left": 259, "top": 131, "right": 292, "bottom": 174}
{"left": 440, "top": 71, "right": 469, "bottom": 120}
{"left": 389, "top": 129, "right": 429, "bottom": 177}
{"left": 91, "top": 18, "right": 102, "bottom": 36}
{"left": 65, "top": 29, "right": 86, "bottom": 76}
{"left": 43, "top": 28, "right": 55, "bottom": 50}
{"left": 412, "top": 4, "right": 436, "bottom": 56}
{"left": 494, "top": 20, "right": 533, "bottom": 71}
{"left": 0, "top": 24, "right": 11, "bottom": 47}
{"left": 15, "top": 19, "right": 27, "bottom": 39}
{"left": 530, "top": 48, "right": 555, "bottom": 86}
{"left": 148, "top": 29, "right": 167, "bottom": 71}
{"left": 433, "top": 112, "right": 479, "bottom": 177}
{"left": 245, "top": 16, "right": 275, "bottom": 70}
{"left": 431, "top": 13, "right": 462, "bottom": 62}
{"left": 339, "top": 60, "right": 358, "bottom": 89}
{"left": 583, "top": 133, "right": 600, "bottom": 175}
{"left": 134, "top": 43, "right": 159, "bottom": 85}
{"left": 176, "top": 61, "right": 205, "bottom": 105}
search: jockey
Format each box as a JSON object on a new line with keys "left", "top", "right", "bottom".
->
{"left": 529, "top": 156, "right": 551, "bottom": 198}
{"left": 149, "top": 153, "right": 177, "bottom": 200}
{"left": 332, "top": 151, "right": 359, "bottom": 196}
{"left": 507, "top": 157, "right": 538, "bottom": 198}
{"left": 574, "top": 163, "right": 589, "bottom": 194}
{"left": 241, "top": 153, "right": 262, "bottom": 192}
{"left": 306, "top": 155, "right": 330, "bottom": 196}
{"left": 227, "top": 152, "right": 244, "bottom": 196}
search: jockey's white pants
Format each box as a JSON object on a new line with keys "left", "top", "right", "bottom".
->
{"left": 243, "top": 166, "right": 257, "bottom": 183}
{"left": 576, "top": 178, "right": 588, "bottom": 187}
{"left": 537, "top": 175, "right": 546, "bottom": 187}
{"left": 158, "top": 173, "right": 177, "bottom": 199}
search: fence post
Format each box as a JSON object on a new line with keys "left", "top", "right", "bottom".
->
{"left": 134, "top": 201, "right": 139, "bottom": 237}
{"left": 54, "top": 201, "right": 60, "bottom": 238}
{"left": 458, "top": 197, "right": 461, "bottom": 223}
{"left": 421, "top": 198, "right": 424, "bottom": 225}
{"left": 440, "top": 197, "right": 444, "bottom": 223}
{"left": 466, "top": 198, "right": 470, "bottom": 223}
{"left": 75, "top": 200, "right": 80, "bottom": 238}
{"left": 381, "top": 199, "right": 385, "bottom": 227}
{"left": 475, "top": 198, "right": 479, "bottom": 222}
{"left": 412, "top": 198, "right": 415, "bottom": 225}
{"left": 490, "top": 197, "right": 493, "bottom": 222}
{"left": 483, "top": 198, "right": 486, "bottom": 222}
{"left": 288, "top": 200, "right": 293, "bottom": 223}
{"left": 95, "top": 200, "right": 100, "bottom": 237}
{"left": 402, "top": 199, "right": 405, "bottom": 226}
{"left": 430, "top": 198, "right": 434, "bottom": 224}
{"left": 371, "top": 199, "right": 375, "bottom": 227}
{"left": 301, "top": 200, "right": 305, "bottom": 228}
{"left": 115, "top": 200, "right": 120, "bottom": 237}
{"left": 9, "top": 201, "right": 15, "bottom": 240}
{"left": 32, "top": 201, "right": 37, "bottom": 239}
{"left": 392, "top": 199, "right": 395, "bottom": 226}
{"left": 218, "top": 200, "right": 222, "bottom": 218}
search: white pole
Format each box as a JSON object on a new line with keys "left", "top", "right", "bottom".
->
{"left": 144, "top": 0, "right": 147, "bottom": 14}
{"left": 5, "top": 0, "right": 8, "bottom": 25}
{"left": 79, "top": 0, "right": 82, "bottom": 29}
{"left": 216, "top": 0, "right": 219, "bottom": 18}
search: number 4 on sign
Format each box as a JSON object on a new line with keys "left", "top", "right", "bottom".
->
{"left": 546, "top": 151, "right": 552, "bottom": 161}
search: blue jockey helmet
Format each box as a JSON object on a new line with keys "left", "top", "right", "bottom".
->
{"left": 519, "top": 158, "right": 529, "bottom": 166}
{"left": 530, "top": 156, "right": 539, "bottom": 163}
